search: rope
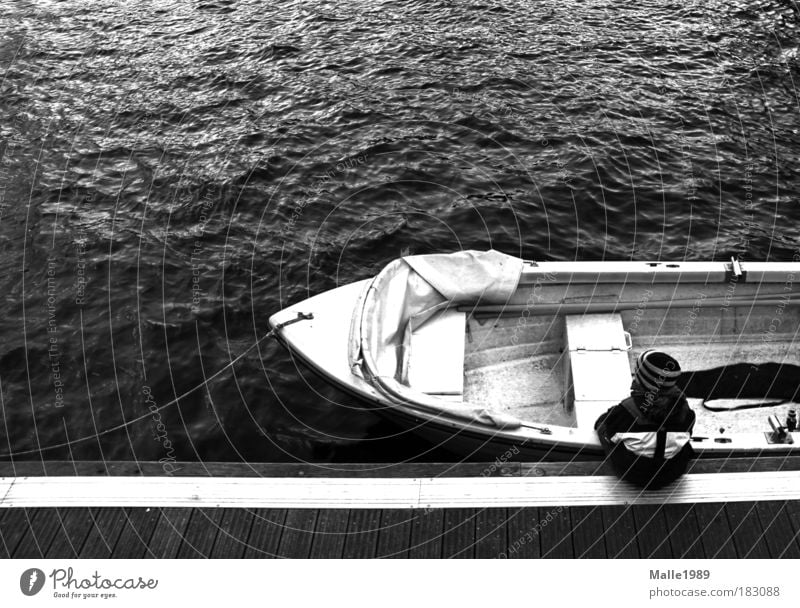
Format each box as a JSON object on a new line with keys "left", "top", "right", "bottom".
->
{"left": 0, "top": 312, "right": 313, "bottom": 458}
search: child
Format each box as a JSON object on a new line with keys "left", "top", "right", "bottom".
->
{"left": 595, "top": 350, "right": 696, "bottom": 489}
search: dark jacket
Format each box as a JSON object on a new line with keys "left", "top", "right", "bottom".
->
{"left": 595, "top": 389, "right": 696, "bottom": 489}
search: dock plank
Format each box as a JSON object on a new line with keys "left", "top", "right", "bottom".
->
{"left": 111, "top": 508, "right": 162, "bottom": 558}
{"left": 13, "top": 508, "right": 64, "bottom": 558}
{"left": 688, "top": 456, "right": 800, "bottom": 474}
{"left": 0, "top": 511, "right": 9, "bottom": 558}
{"left": 600, "top": 506, "right": 639, "bottom": 558}
{"left": 342, "top": 509, "right": 381, "bottom": 559}
{"left": 177, "top": 508, "right": 225, "bottom": 558}
{"left": 276, "top": 509, "right": 318, "bottom": 559}
{"left": 505, "top": 507, "right": 542, "bottom": 558}
{"left": 7, "top": 509, "right": 39, "bottom": 557}
{"left": 0, "top": 461, "right": 522, "bottom": 478}
{"left": 145, "top": 508, "right": 193, "bottom": 559}
{"left": 46, "top": 508, "right": 94, "bottom": 558}
{"left": 694, "top": 504, "right": 737, "bottom": 558}
{"left": 539, "top": 506, "right": 574, "bottom": 558}
{"left": 725, "top": 502, "right": 771, "bottom": 558}
{"left": 309, "top": 509, "right": 349, "bottom": 559}
{"left": 633, "top": 505, "right": 672, "bottom": 559}
{"left": 45, "top": 507, "right": 94, "bottom": 559}
{"left": 784, "top": 501, "right": 800, "bottom": 557}
{"left": 754, "top": 501, "right": 800, "bottom": 559}
{"left": 1, "top": 501, "right": 799, "bottom": 559}
{"left": 442, "top": 508, "right": 475, "bottom": 558}
{"left": 474, "top": 508, "right": 507, "bottom": 559}
{"left": 520, "top": 461, "right": 611, "bottom": 477}
{"left": 211, "top": 509, "right": 255, "bottom": 559}
{"left": 3, "top": 460, "right": 800, "bottom": 560}
{"left": 244, "top": 509, "right": 286, "bottom": 558}
{"left": 408, "top": 508, "right": 444, "bottom": 558}
{"left": 4, "top": 457, "right": 800, "bottom": 480}
{"left": 662, "top": 504, "right": 705, "bottom": 559}
{"left": 6, "top": 470, "right": 800, "bottom": 508}
{"left": 570, "top": 506, "right": 607, "bottom": 558}
{"left": 376, "top": 509, "right": 412, "bottom": 559}
{"left": 79, "top": 507, "right": 127, "bottom": 558}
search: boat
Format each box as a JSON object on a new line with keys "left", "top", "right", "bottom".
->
{"left": 269, "top": 250, "right": 800, "bottom": 460}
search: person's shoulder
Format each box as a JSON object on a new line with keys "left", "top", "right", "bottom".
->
{"left": 675, "top": 394, "right": 695, "bottom": 416}
{"left": 603, "top": 398, "right": 638, "bottom": 427}
{"left": 665, "top": 395, "right": 695, "bottom": 427}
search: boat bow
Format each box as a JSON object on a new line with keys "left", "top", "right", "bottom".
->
{"left": 349, "top": 250, "right": 526, "bottom": 429}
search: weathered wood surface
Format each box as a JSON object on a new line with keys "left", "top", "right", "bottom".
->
{"left": 4, "top": 470, "right": 800, "bottom": 508}
{"left": 2, "top": 456, "right": 800, "bottom": 479}
{"left": 3, "top": 502, "right": 798, "bottom": 559}
{"left": 1, "top": 460, "right": 799, "bottom": 558}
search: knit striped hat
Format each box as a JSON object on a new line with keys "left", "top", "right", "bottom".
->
{"left": 634, "top": 350, "right": 681, "bottom": 394}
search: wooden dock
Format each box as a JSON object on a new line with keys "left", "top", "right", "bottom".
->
{"left": 2, "top": 459, "right": 800, "bottom": 558}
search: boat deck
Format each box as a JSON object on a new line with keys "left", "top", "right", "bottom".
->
{"left": 463, "top": 305, "right": 800, "bottom": 435}
{"left": 2, "top": 460, "right": 800, "bottom": 559}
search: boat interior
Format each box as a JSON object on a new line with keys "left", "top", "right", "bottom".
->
{"left": 404, "top": 281, "right": 800, "bottom": 436}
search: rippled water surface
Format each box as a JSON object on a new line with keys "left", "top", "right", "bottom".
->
{"left": 2, "top": 0, "right": 800, "bottom": 462}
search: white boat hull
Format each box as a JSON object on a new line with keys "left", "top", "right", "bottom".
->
{"left": 270, "top": 255, "right": 800, "bottom": 460}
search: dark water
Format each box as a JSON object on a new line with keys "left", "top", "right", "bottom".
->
{"left": 1, "top": 0, "right": 800, "bottom": 463}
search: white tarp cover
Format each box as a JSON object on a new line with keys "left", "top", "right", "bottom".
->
{"left": 351, "top": 250, "right": 524, "bottom": 429}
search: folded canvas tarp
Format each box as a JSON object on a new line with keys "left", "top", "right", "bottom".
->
{"left": 349, "top": 250, "right": 525, "bottom": 429}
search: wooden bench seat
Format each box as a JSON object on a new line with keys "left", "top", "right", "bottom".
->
{"left": 406, "top": 309, "right": 466, "bottom": 401}
{"left": 565, "top": 313, "right": 633, "bottom": 428}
